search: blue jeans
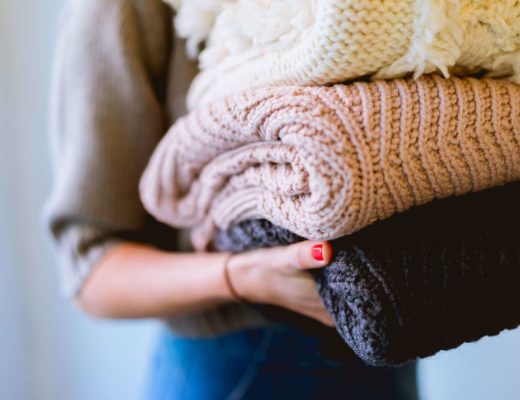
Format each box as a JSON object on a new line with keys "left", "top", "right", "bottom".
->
{"left": 145, "top": 324, "right": 417, "bottom": 400}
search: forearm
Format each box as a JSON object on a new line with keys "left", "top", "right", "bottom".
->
{"left": 76, "top": 241, "right": 235, "bottom": 319}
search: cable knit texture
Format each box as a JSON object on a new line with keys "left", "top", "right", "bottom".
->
{"left": 164, "top": 0, "right": 520, "bottom": 108}
{"left": 213, "top": 182, "right": 520, "bottom": 366}
{"left": 139, "top": 75, "right": 520, "bottom": 251}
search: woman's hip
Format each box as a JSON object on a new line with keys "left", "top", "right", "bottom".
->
{"left": 144, "top": 323, "right": 416, "bottom": 400}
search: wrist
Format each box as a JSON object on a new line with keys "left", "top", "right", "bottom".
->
{"left": 222, "top": 253, "right": 244, "bottom": 303}
{"left": 225, "top": 252, "right": 263, "bottom": 304}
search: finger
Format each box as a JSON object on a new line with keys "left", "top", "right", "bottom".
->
{"left": 316, "top": 305, "right": 335, "bottom": 327}
{"left": 307, "top": 302, "right": 335, "bottom": 327}
{"left": 301, "top": 307, "right": 335, "bottom": 327}
{"left": 284, "top": 241, "right": 333, "bottom": 270}
{"left": 320, "top": 314, "right": 335, "bottom": 327}
{"left": 285, "top": 296, "right": 335, "bottom": 327}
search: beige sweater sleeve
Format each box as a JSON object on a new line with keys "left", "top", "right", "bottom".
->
{"left": 42, "top": 0, "right": 173, "bottom": 296}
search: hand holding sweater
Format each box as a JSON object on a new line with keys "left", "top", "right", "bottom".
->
{"left": 214, "top": 182, "right": 520, "bottom": 366}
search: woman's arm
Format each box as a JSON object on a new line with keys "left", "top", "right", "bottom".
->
{"left": 77, "top": 240, "right": 334, "bottom": 327}
{"left": 44, "top": 0, "right": 333, "bottom": 328}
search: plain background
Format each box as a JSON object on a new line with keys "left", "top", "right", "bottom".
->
{"left": 0, "top": 1, "right": 159, "bottom": 399}
{"left": 1, "top": 0, "right": 519, "bottom": 399}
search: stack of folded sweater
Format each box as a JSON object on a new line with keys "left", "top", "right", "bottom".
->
{"left": 139, "top": 0, "right": 520, "bottom": 366}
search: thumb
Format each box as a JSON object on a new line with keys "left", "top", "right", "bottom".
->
{"left": 285, "top": 241, "right": 333, "bottom": 270}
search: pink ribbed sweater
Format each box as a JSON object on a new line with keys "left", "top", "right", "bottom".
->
{"left": 139, "top": 75, "right": 520, "bottom": 250}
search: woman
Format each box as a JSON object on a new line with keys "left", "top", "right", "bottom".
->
{"left": 43, "top": 0, "right": 416, "bottom": 398}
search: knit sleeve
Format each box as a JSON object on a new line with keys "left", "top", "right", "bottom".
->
{"left": 42, "top": 0, "right": 173, "bottom": 297}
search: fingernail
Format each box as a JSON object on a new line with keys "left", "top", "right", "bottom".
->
{"left": 311, "top": 244, "right": 323, "bottom": 261}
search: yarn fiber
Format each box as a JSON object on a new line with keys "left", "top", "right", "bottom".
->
{"left": 139, "top": 75, "right": 520, "bottom": 250}
{"left": 165, "top": 0, "right": 520, "bottom": 108}
{"left": 213, "top": 182, "right": 520, "bottom": 366}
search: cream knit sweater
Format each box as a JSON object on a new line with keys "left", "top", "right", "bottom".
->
{"left": 139, "top": 75, "right": 520, "bottom": 250}
{"left": 165, "top": 0, "right": 520, "bottom": 109}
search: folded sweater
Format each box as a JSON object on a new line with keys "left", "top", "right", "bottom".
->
{"left": 213, "top": 182, "right": 520, "bottom": 366}
{"left": 139, "top": 75, "right": 520, "bottom": 251}
{"left": 165, "top": 0, "right": 520, "bottom": 108}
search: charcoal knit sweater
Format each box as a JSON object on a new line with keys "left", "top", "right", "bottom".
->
{"left": 213, "top": 182, "right": 520, "bottom": 366}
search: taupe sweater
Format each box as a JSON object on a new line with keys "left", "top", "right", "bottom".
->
{"left": 42, "top": 0, "right": 267, "bottom": 336}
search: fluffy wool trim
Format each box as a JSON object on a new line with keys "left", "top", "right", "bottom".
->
{"left": 163, "top": 0, "right": 229, "bottom": 58}
{"left": 377, "top": 0, "right": 520, "bottom": 81}
{"left": 164, "top": 0, "right": 520, "bottom": 109}
{"left": 164, "top": 0, "right": 314, "bottom": 63}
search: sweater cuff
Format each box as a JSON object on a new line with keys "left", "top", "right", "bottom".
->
{"left": 50, "top": 223, "right": 122, "bottom": 298}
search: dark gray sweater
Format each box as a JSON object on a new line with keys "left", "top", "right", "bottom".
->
{"left": 214, "top": 182, "right": 520, "bottom": 366}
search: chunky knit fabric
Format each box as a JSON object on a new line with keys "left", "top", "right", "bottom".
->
{"left": 213, "top": 182, "right": 520, "bottom": 366}
{"left": 139, "top": 75, "right": 520, "bottom": 251}
{"left": 164, "top": 0, "right": 520, "bottom": 108}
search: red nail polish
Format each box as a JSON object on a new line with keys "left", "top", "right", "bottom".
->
{"left": 312, "top": 244, "right": 323, "bottom": 261}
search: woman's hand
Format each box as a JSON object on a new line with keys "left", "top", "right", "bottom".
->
{"left": 226, "top": 241, "right": 334, "bottom": 327}
{"left": 76, "top": 240, "right": 334, "bottom": 327}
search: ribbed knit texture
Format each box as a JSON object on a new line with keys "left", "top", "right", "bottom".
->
{"left": 213, "top": 182, "right": 520, "bottom": 366}
{"left": 164, "top": 0, "right": 520, "bottom": 108}
{"left": 139, "top": 75, "right": 520, "bottom": 251}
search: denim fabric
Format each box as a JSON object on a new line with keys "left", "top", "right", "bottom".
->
{"left": 145, "top": 324, "right": 417, "bottom": 400}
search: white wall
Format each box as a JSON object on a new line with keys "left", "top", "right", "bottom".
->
{"left": 0, "top": 1, "right": 159, "bottom": 399}
{"left": 419, "top": 329, "right": 520, "bottom": 400}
